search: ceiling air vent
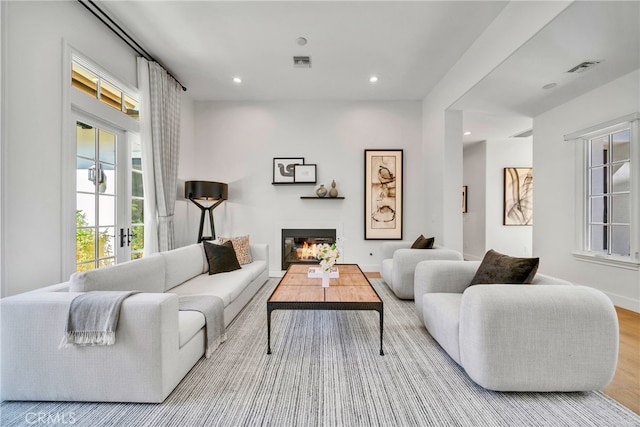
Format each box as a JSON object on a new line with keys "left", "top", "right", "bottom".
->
{"left": 566, "top": 61, "right": 601, "bottom": 73}
{"left": 293, "top": 56, "right": 311, "bottom": 68}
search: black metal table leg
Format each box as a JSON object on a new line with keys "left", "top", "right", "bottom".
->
{"left": 267, "top": 307, "right": 272, "bottom": 355}
{"left": 379, "top": 308, "right": 384, "bottom": 356}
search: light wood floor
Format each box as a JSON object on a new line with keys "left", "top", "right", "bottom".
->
{"left": 365, "top": 272, "right": 639, "bottom": 415}
{"left": 604, "top": 307, "right": 640, "bottom": 414}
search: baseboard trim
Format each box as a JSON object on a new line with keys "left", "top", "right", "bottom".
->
{"left": 605, "top": 292, "right": 640, "bottom": 313}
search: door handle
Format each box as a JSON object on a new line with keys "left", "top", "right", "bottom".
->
{"left": 120, "top": 228, "right": 136, "bottom": 247}
{"left": 119, "top": 228, "right": 127, "bottom": 247}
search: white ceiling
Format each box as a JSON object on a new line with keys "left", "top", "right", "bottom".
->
{"left": 98, "top": 1, "right": 508, "bottom": 101}
{"left": 97, "top": 1, "right": 640, "bottom": 143}
{"left": 456, "top": 0, "right": 640, "bottom": 143}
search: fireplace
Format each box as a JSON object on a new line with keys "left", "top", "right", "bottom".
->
{"left": 281, "top": 228, "right": 337, "bottom": 270}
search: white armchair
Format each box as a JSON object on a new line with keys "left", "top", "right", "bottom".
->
{"left": 414, "top": 260, "right": 619, "bottom": 392}
{"left": 380, "top": 241, "right": 463, "bottom": 299}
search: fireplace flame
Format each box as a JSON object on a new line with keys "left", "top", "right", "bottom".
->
{"left": 299, "top": 241, "right": 318, "bottom": 260}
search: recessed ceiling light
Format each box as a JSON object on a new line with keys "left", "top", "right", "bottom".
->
{"left": 233, "top": 77, "right": 242, "bottom": 84}
{"left": 369, "top": 75, "right": 379, "bottom": 84}
{"left": 542, "top": 82, "right": 557, "bottom": 89}
{"left": 296, "top": 37, "right": 308, "bottom": 46}
{"left": 463, "top": 131, "right": 471, "bottom": 136}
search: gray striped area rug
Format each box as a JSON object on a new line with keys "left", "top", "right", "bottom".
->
{"left": 2, "top": 278, "right": 638, "bottom": 426}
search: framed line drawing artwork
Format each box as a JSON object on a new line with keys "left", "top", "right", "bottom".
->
{"left": 503, "top": 167, "right": 533, "bottom": 225}
{"left": 273, "top": 158, "right": 304, "bottom": 184}
{"left": 364, "top": 149, "right": 403, "bottom": 239}
{"left": 294, "top": 164, "right": 317, "bottom": 183}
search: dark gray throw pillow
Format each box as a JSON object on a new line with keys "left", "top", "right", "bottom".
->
{"left": 470, "top": 249, "right": 539, "bottom": 285}
{"left": 203, "top": 240, "right": 241, "bottom": 275}
{"left": 411, "top": 235, "right": 435, "bottom": 249}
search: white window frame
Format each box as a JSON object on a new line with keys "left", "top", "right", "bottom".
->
{"left": 61, "top": 42, "right": 140, "bottom": 279}
{"left": 567, "top": 113, "right": 640, "bottom": 270}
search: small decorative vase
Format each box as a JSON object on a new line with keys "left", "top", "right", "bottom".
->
{"left": 322, "top": 271, "right": 330, "bottom": 287}
{"left": 329, "top": 180, "right": 338, "bottom": 198}
{"left": 316, "top": 184, "right": 328, "bottom": 198}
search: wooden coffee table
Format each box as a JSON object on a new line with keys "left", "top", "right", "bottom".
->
{"left": 267, "top": 264, "right": 384, "bottom": 355}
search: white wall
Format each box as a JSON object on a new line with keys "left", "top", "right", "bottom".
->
{"left": 192, "top": 101, "right": 422, "bottom": 273}
{"left": 462, "top": 142, "right": 486, "bottom": 260}
{"left": 421, "top": 1, "right": 571, "bottom": 253}
{"left": 485, "top": 138, "right": 533, "bottom": 257}
{"left": 533, "top": 69, "right": 640, "bottom": 311}
{"left": 1, "top": 1, "right": 137, "bottom": 296}
{"left": 462, "top": 138, "right": 533, "bottom": 260}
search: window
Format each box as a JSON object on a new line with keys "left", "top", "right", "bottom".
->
{"left": 72, "top": 61, "right": 139, "bottom": 120}
{"left": 568, "top": 113, "right": 639, "bottom": 268}
{"left": 75, "top": 122, "right": 119, "bottom": 271}
{"left": 131, "top": 134, "right": 144, "bottom": 260}
{"left": 587, "top": 128, "right": 631, "bottom": 256}
{"left": 65, "top": 49, "right": 144, "bottom": 276}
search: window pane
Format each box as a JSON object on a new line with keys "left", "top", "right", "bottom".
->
{"left": 100, "top": 163, "right": 115, "bottom": 196}
{"left": 124, "top": 94, "right": 139, "bottom": 120}
{"left": 589, "top": 225, "right": 607, "bottom": 253}
{"left": 76, "top": 262, "right": 95, "bottom": 272}
{"left": 590, "top": 136, "right": 608, "bottom": 166}
{"left": 612, "top": 129, "right": 630, "bottom": 162}
{"left": 131, "top": 225, "right": 144, "bottom": 253}
{"left": 132, "top": 199, "right": 144, "bottom": 224}
{"left": 611, "top": 225, "right": 630, "bottom": 256}
{"left": 76, "top": 123, "right": 95, "bottom": 159}
{"left": 100, "top": 80, "right": 123, "bottom": 111}
{"left": 98, "top": 258, "right": 115, "bottom": 268}
{"left": 76, "top": 194, "right": 95, "bottom": 227}
{"left": 611, "top": 194, "right": 630, "bottom": 224}
{"left": 98, "top": 227, "right": 115, "bottom": 258}
{"left": 76, "top": 227, "right": 95, "bottom": 263}
{"left": 77, "top": 159, "right": 95, "bottom": 193}
{"left": 98, "top": 195, "right": 115, "bottom": 226}
{"left": 131, "top": 135, "right": 142, "bottom": 171}
{"left": 590, "top": 196, "right": 606, "bottom": 223}
{"left": 71, "top": 63, "right": 98, "bottom": 97}
{"left": 590, "top": 167, "right": 607, "bottom": 195}
{"left": 132, "top": 157, "right": 142, "bottom": 172}
{"left": 132, "top": 171, "right": 144, "bottom": 198}
{"left": 98, "top": 129, "right": 116, "bottom": 164}
{"left": 611, "top": 162, "right": 630, "bottom": 192}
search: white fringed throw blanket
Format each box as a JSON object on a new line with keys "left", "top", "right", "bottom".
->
{"left": 179, "top": 295, "right": 226, "bottom": 358}
{"left": 59, "top": 291, "right": 137, "bottom": 348}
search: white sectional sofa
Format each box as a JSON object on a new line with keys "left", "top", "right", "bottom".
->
{"left": 0, "top": 242, "right": 268, "bottom": 403}
{"left": 414, "top": 260, "right": 619, "bottom": 392}
{"left": 381, "top": 241, "right": 463, "bottom": 299}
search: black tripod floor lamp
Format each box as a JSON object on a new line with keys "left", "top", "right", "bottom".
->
{"left": 185, "top": 181, "right": 229, "bottom": 243}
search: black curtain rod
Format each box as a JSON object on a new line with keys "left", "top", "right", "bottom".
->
{"left": 77, "top": 0, "right": 187, "bottom": 92}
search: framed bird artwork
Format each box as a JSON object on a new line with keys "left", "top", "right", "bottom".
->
{"left": 364, "top": 149, "right": 403, "bottom": 239}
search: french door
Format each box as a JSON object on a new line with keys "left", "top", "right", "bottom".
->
{"left": 74, "top": 114, "right": 132, "bottom": 271}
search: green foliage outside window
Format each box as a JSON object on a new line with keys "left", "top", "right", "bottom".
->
{"left": 76, "top": 210, "right": 113, "bottom": 271}
{"left": 131, "top": 198, "right": 144, "bottom": 258}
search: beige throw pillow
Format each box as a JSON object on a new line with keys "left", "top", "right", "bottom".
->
{"left": 219, "top": 235, "right": 253, "bottom": 265}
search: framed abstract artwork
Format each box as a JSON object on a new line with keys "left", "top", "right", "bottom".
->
{"left": 273, "top": 158, "right": 304, "bottom": 184}
{"left": 503, "top": 167, "right": 533, "bottom": 225}
{"left": 364, "top": 149, "right": 403, "bottom": 239}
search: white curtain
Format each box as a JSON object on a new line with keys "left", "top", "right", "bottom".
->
{"left": 137, "top": 57, "right": 182, "bottom": 253}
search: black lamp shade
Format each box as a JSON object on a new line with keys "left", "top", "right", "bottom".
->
{"left": 185, "top": 181, "right": 228, "bottom": 201}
